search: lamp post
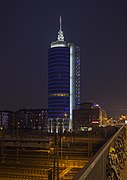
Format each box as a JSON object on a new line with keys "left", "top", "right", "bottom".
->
{"left": 61, "top": 136, "right": 65, "bottom": 165}
{"left": 16, "top": 121, "right": 20, "bottom": 163}
{"left": 88, "top": 128, "right": 92, "bottom": 158}
{"left": 1, "top": 126, "right": 5, "bottom": 163}
{"left": 53, "top": 123, "right": 59, "bottom": 180}
{"left": 64, "top": 113, "right": 68, "bottom": 133}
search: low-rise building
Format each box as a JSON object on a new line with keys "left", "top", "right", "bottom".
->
{"left": 73, "top": 102, "right": 107, "bottom": 131}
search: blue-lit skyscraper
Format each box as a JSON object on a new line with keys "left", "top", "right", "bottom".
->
{"left": 48, "top": 17, "right": 80, "bottom": 131}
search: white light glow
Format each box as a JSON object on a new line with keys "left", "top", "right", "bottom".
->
{"left": 51, "top": 42, "right": 67, "bottom": 48}
{"left": 69, "top": 44, "right": 75, "bottom": 131}
{"left": 70, "top": 46, "right": 72, "bottom": 130}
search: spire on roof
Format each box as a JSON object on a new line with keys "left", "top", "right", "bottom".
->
{"left": 60, "top": 16, "right": 62, "bottom": 31}
{"left": 57, "top": 16, "right": 64, "bottom": 41}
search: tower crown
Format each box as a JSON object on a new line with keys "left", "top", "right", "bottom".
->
{"left": 57, "top": 16, "right": 64, "bottom": 41}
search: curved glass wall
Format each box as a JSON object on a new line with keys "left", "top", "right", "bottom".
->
{"left": 48, "top": 47, "right": 70, "bottom": 119}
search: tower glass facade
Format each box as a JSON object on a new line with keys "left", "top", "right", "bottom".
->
{"left": 48, "top": 47, "right": 70, "bottom": 119}
{"left": 48, "top": 17, "right": 80, "bottom": 131}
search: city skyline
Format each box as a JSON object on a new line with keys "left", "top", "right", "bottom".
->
{"left": 0, "top": 0, "right": 127, "bottom": 117}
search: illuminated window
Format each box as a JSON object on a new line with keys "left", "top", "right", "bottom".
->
{"left": 49, "top": 93, "right": 69, "bottom": 97}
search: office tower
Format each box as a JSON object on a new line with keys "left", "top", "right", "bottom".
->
{"left": 48, "top": 17, "right": 80, "bottom": 131}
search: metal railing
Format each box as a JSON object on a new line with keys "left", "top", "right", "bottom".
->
{"left": 73, "top": 126, "right": 126, "bottom": 180}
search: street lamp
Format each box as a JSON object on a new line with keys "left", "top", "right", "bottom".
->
{"left": 61, "top": 136, "right": 65, "bottom": 165}
{"left": 63, "top": 113, "right": 68, "bottom": 133}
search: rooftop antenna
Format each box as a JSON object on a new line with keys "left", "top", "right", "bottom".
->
{"left": 60, "top": 16, "right": 62, "bottom": 31}
{"left": 57, "top": 16, "right": 64, "bottom": 41}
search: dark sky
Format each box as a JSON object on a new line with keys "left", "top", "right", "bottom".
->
{"left": 0, "top": 0, "right": 127, "bottom": 117}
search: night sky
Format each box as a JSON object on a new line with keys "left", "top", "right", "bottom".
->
{"left": 0, "top": 0, "right": 127, "bottom": 117}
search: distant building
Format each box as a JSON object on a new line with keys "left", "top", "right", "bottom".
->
{"left": 9, "top": 109, "right": 48, "bottom": 131}
{"left": 48, "top": 17, "right": 80, "bottom": 131}
{"left": 0, "top": 111, "right": 11, "bottom": 129}
{"left": 73, "top": 102, "right": 107, "bottom": 131}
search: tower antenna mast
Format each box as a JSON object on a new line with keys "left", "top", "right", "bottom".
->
{"left": 60, "top": 16, "right": 62, "bottom": 31}
{"left": 57, "top": 15, "right": 64, "bottom": 41}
